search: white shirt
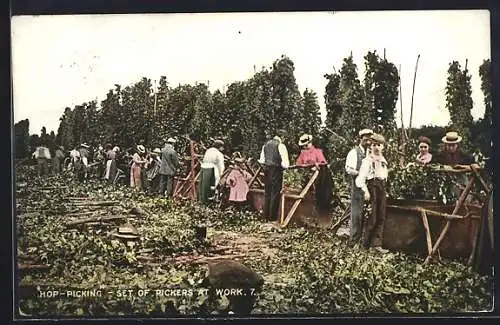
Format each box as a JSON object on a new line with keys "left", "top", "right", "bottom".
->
{"left": 33, "top": 146, "right": 51, "bottom": 159}
{"left": 201, "top": 147, "right": 225, "bottom": 186}
{"left": 258, "top": 136, "right": 290, "bottom": 169}
{"left": 345, "top": 145, "right": 366, "bottom": 176}
{"left": 70, "top": 149, "right": 80, "bottom": 159}
{"left": 355, "top": 154, "right": 389, "bottom": 189}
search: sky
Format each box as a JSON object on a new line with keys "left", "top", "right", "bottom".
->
{"left": 11, "top": 10, "right": 491, "bottom": 135}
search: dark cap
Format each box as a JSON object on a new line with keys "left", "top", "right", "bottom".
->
{"left": 418, "top": 136, "right": 432, "bottom": 146}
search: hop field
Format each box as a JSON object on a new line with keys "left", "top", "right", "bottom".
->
{"left": 14, "top": 166, "right": 493, "bottom": 317}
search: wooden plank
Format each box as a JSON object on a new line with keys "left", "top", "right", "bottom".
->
{"left": 424, "top": 176, "right": 476, "bottom": 264}
{"left": 387, "top": 205, "right": 480, "bottom": 220}
{"left": 280, "top": 169, "right": 320, "bottom": 228}
{"left": 66, "top": 215, "right": 128, "bottom": 227}
{"left": 72, "top": 201, "right": 118, "bottom": 206}
{"left": 283, "top": 193, "right": 305, "bottom": 200}
{"left": 18, "top": 263, "right": 50, "bottom": 271}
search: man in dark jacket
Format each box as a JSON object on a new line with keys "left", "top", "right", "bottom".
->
{"left": 258, "top": 129, "right": 290, "bottom": 222}
{"left": 159, "top": 137, "right": 180, "bottom": 197}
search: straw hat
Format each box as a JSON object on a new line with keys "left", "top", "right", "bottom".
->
{"left": 153, "top": 148, "right": 161, "bottom": 154}
{"left": 80, "top": 143, "right": 90, "bottom": 148}
{"left": 136, "top": 145, "right": 146, "bottom": 154}
{"left": 370, "top": 133, "right": 385, "bottom": 144}
{"left": 298, "top": 134, "right": 313, "bottom": 146}
{"left": 442, "top": 131, "right": 462, "bottom": 144}
{"left": 166, "top": 137, "right": 176, "bottom": 144}
{"left": 359, "top": 129, "right": 373, "bottom": 137}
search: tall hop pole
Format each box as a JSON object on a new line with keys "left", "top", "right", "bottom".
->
{"left": 408, "top": 54, "right": 420, "bottom": 138}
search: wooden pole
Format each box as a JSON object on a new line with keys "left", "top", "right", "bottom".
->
{"left": 399, "top": 64, "right": 406, "bottom": 141}
{"left": 331, "top": 206, "right": 351, "bottom": 232}
{"left": 281, "top": 169, "right": 320, "bottom": 227}
{"left": 424, "top": 175, "right": 475, "bottom": 264}
{"left": 408, "top": 54, "right": 420, "bottom": 138}
{"left": 190, "top": 140, "right": 196, "bottom": 201}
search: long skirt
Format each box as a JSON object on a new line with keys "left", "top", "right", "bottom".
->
{"left": 199, "top": 167, "right": 216, "bottom": 204}
{"left": 105, "top": 160, "right": 117, "bottom": 184}
{"left": 130, "top": 165, "right": 142, "bottom": 189}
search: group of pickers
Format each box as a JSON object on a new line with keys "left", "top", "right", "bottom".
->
{"left": 30, "top": 128, "right": 485, "bottom": 253}
{"left": 258, "top": 128, "right": 484, "bottom": 254}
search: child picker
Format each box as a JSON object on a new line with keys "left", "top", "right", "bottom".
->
{"left": 226, "top": 157, "right": 252, "bottom": 211}
{"left": 355, "top": 133, "right": 390, "bottom": 253}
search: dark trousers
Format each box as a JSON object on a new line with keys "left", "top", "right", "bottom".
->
{"left": 362, "top": 178, "right": 387, "bottom": 248}
{"left": 263, "top": 166, "right": 283, "bottom": 221}
{"left": 159, "top": 174, "right": 174, "bottom": 197}
{"left": 37, "top": 158, "right": 49, "bottom": 176}
{"left": 148, "top": 175, "right": 161, "bottom": 195}
{"left": 52, "top": 159, "right": 61, "bottom": 175}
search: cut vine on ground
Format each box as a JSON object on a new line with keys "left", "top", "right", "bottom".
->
{"left": 15, "top": 165, "right": 492, "bottom": 316}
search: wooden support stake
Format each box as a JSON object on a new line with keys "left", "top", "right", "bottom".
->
{"left": 280, "top": 169, "right": 320, "bottom": 228}
{"left": 420, "top": 208, "right": 433, "bottom": 256}
{"left": 471, "top": 167, "right": 490, "bottom": 193}
{"left": 280, "top": 191, "right": 286, "bottom": 225}
{"left": 424, "top": 176, "right": 475, "bottom": 264}
{"left": 190, "top": 140, "right": 196, "bottom": 201}
{"left": 467, "top": 220, "right": 481, "bottom": 266}
{"left": 182, "top": 171, "right": 201, "bottom": 197}
{"left": 247, "top": 165, "right": 263, "bottom": 188}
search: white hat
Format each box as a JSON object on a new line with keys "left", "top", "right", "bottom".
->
{"left": 166, "top": 137, "right": 176, "bottom": 143}
{"left": 153, "top": 148, "right": 161, "bottom": 154}
{"left": 298, "top": 134, "right": 313, "bottom": 146}
{"left": 80, "top": 143, "right": 90, "bottom": 148}
{"left": 136, "top": 145, "right": 146, "bottom": 153}
{"left": 113, "top": 146, "right": 120, "bottom": 152}
{"left": 358, "top": 129, "right": 373, "bottom": 137}
{"left": 213, "top": 139, "right": 225, "bottom": 147}
{"left": 442, "top": 131, "right": 462, "bottom": 144}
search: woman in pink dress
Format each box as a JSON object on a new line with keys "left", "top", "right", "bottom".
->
{"left": 296, "top": 134, "right": 327, "bottom": 167}
{"left": 130, "top": 145, "right": 147, "bottom": 190}
{"left": 226, "top": 158, "right": 252, "bottom": 209}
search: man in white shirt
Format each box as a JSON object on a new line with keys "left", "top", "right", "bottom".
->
{"left": 33, "top": 144, "right": 51, "bottom": 177}
{"left": 258, "top": 129, "right": 290, "bottom": 222}
{"left": 344, "top": 128, "right": 373, "bottom": 247}
{"left": 199, "top": 139, "right": 225, "bottom": 204}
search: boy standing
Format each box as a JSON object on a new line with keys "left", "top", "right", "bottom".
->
{"left": 355, "top": 133, "right": 389, "bottom": 253}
